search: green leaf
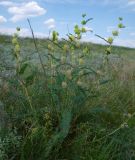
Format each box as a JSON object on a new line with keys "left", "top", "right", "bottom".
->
{"left": 25, "top": 74, "right": 35, "bottom": 86}
{"left": 60, "top": 109, "right": 72, "bottom": 135}
{"left": 86, "top": 18, "right": 93, "bottom": 23}
{"left": 43, "top": 109, "right": 72, "bottom": 159}
{"left": 99, "top": 79, "right": 111, "bottom": 85}
{"left": 19, "top": 63, "right": 29, "bottom": 75}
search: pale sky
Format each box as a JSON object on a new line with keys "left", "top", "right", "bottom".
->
{"left": 0, "top": 0, "right": 135, "bottom": 48}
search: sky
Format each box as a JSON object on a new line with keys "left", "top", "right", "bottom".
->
{"left": 0, "top": 0, "right": 135, "bottom": 48}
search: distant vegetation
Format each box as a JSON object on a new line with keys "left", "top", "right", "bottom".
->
{"left": 0, "top": 14, "right": 135, "bottom": 160}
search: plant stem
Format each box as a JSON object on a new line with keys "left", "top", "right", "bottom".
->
{"left": 27, "top": 18, "right": 46, "bottom": 75}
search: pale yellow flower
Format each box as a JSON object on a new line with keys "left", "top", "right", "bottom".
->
{"left": 62, "top": 81, "right": 67, "bottom": 88}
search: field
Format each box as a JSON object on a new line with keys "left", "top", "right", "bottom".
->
{"left": 1, "top": 21, "right": 135, "bottom": 160}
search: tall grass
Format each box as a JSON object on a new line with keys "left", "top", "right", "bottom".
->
{"left": 0, "top": 14, "right": 135, "bottom": 160}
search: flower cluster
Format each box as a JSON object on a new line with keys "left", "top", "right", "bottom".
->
{"left": 11, "top": 27, "right": 21, "bottom": 73}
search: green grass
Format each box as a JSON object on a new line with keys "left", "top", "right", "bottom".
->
{"left": 1, "top": 33, "right": 135, "bottom": 160}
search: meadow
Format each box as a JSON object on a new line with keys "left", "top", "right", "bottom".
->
{"left": 0, "top": 15, "right": 135, "bottom": 160}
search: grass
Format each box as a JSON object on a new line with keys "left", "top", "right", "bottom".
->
{"left": 0, "top": 16, "right": 135, "bottom": 159}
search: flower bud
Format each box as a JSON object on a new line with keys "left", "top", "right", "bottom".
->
{"left": 61, "top": 56, "right": 66, "bottom": 64}
{"left": 79, "top": 70, "right": 84, "bottom": 76}
{"left": 71, "top": 46, "right": 75, "bottom": 51}
{"left": 82, "top": 13, "right": 86, "bottom": 18}
{"left": 121, "top": 122, "right": 128, "bottom": 128}
{"left": 119, "top": 17, "right": 123, "bottom": 21}
{"left": 118, "top": 23, "right": 125, "bottom": 28}
{"left": 96, "top": 70, "right": 103, "bottom": 76}
{"left": 12, "top": 37, "right": 18, "bottom": 44}
{"left": 81, "top": 20, "right": 86, "bottom": 25}
{"left": 14, "top": 44, "right": 20, "bottom": 53}
{"left": 14, "top": 33, "right": 18, "bottom": 38}
{"left": 105, "top": 47, "right": 111, "bottom": 55}
{"left": 45, "top": 113, "right": 50, "bottom": 120}
{"left": 65, "top": 69, "right": 72, "bottom": 80}
{"left": 48, "top": 44, "right": 53, "bottom": 51}
{"left": 127, "top": 113, "right": 132, "bottom": 118}
{"left": 16, "top": 27, "right": 20, "bottom": 31}
{"left": 62, "top": 81, "right": 67, "bottom": 88}
{"left": 112, "top": 30, "right": 119, "bottom": 36}
{"left": 79, "top": 58, "right": 84, "bottom": 65}
{"left": 77, "top": 34, "right": 81, "bottom": 40}
{"left": 83, "top": 47, "right": 89, "bottom": 55}
{"left": 69, "top": 35, "right": 75, "bottom": 41}
{"left": 77, "top": 80, "right": 83, "bottom": 87}
{"left": 63, "top": 44, "right": 69, "bottom": 52}
{"left": 74, "top": 25, "right": 81, "bottom": 35}
{"left": 51, "top": 64, "right": 56, "bottom": 69}
{"left": 107, "top": 37, "right": 113, "bottom": 44}
{"left": 81, "top": 27, "right": 86, "bottom": 33}
{"left": 76, "top": 42, "right": 80, "bottom": 48}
